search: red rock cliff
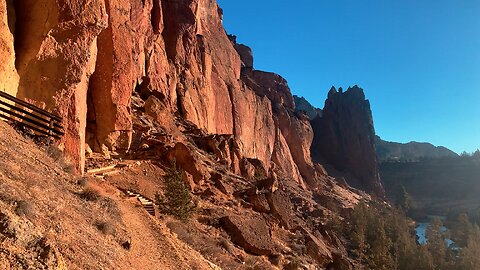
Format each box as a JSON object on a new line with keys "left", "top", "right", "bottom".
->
{"left": 0, "top": 0, "right": 324, "bottom": 189}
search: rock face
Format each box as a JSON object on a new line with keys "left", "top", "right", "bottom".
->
{"left": 14, "top": 0, "right": 108, "bottom": 172}
{"left": 228, "top": 35, "right": 253, "bottom": 68}
{"left": 0, "top": 0, "right": 383, "bottom": 268}
{"left": 0, "top": 0, "right": 323, "bottom": 189}
{"left": 293, "top": 95, "right": 322, "bottom": 120}
{"left": 311, "top": 86, "right": 384, "bottom": 196}
{"left": 0, "top": 0, "right": 18, "bottom": 96}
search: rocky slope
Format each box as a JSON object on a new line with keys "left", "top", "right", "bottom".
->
{"left": 311, "top": 86, "right": 384, "bottom": 196}
{"left": 0, "top": 121, "right": 222, "bottom": 270}
{"left": 375, "top": 136, "right": 458, "bottom": 162}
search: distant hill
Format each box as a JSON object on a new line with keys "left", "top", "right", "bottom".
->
{"left": 293, "top": 95, "right": 322, "bottom": 120}
{"left": 380, "top": 155, "right": 480, "bottom": 218}
{"left": 375, "top": 136, "right": 458, "bottom": 162}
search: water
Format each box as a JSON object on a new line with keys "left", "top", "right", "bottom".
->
{"left": 415, "top": 222, "right": 429, "bottom": 244}
{"left": 415, "top": 222, "right": 454, "bottom": 246}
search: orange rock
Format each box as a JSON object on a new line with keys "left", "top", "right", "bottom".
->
{"left": 166, "top": 142, "right": 209, "bottom": 184}
{"left": 0, "top": 0, "right": 18, "bottom": 96}
{"left": 15, "top": 0, "right": 108, "bottom": 172}
{"left": 221, "top": 214, "right": 278, "bottom": 256}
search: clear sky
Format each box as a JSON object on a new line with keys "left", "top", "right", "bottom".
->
{"left": 217, "top": 0, "right": 480, "bottom": 154}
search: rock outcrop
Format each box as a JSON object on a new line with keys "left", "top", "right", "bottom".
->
{"left": 293, "top": 95, "right": 322, "bottom": 120}
{"left": 13, "top": 0, "right": 109, "bottom": 172}
{"left": 221, "top": 214, "right": 278, "bottom": 256}
{"left": 0, "top": 0, "right": 325, "bottom": 191}
{"left": 311, "top": 86, "right": 384, "bottom": 196}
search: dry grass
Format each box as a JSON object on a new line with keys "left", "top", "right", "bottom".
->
{"left": 95, "top": 220, "right": 116, "bottom": 236}
{"left": 14, "top": 200, "right": 32, "bottom": 217}
{"left": 80, "top": 186, "right": 102, "bottom": 202}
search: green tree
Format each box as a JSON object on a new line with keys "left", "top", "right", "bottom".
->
{"left": 156, "top": 161, "right": 196, "bottom": 222}
{"left": 450, "top": 213, "right": 475, "bottom": 247}
{"left": 396, "top": 185, "right": 414, "bottom": 213}
{"left": 366, "top": 219, "right": 395, "bottom": 270}
{"left": 349, "top": 201, "right": 370, "bottom": 264}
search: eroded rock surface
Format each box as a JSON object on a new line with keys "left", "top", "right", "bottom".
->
{"left": 221, "top": 214, "right": 278, "bottom": 256}
{"left": 0, "top": 0, "right": 18, "bottom": 96}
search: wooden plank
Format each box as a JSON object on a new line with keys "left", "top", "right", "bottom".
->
{"left": 86, "top": 165, "right": 117, "bottom": 175}
{"left": 0, "top": 106, "right": 63, "bottom": 135}
{"left": 0, "top": 99, "right": 62, "bottom": 129}
{"left": 0, "top": 113, "right": 62, "bottom": 139}
{"left": 0, "top": 91, "right": 62, "bottom": 121}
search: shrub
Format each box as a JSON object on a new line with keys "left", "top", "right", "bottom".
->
{"left": 156, "top": 161, "right": 196, "bottom": 222}
{"left": 95, "top": 220, "right": 116, "bottom": 236}
{"left": 80, "top": 187, "right": 101, "bottom": 202}
{"left": 45, "top": 144, "right": 63, "bottom": 162}
{"left": 15, "top": 200, "right": 32, "bottom": 217}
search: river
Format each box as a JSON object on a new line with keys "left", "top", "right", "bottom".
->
{"left": 415, "top": 222, "right": 454, "bottom": 246}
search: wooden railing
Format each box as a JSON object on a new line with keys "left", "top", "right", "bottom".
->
{"left": 0, "top": 91, "right": 64, "bottom": 139}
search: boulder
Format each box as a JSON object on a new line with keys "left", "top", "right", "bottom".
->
{"left": 211, "top": 173, "right": 233, "bottom": 195}
{"left": 166, "top": 142, "right": 209, "bottom": 184}
{"left": 221, "top": 214, "right": 278, "bottom": 256}
{"left": 144, "top": 95, "right": 179, "bottom": 136}
{"left": 328, "top": 252, "right": 353, "bottom": 270}
{"left": 267, "top": 191, "right": 293, "bottom": 229}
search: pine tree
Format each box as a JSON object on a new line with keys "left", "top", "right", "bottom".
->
{"left": 350, "top": 201, "right": 369, "bottom": 263}
{"left": 156, "top": 161, "right": 196, "bottom": 221}
{"left": 366, "top": 219, "right": 395, "bottom": 270}
{"left": 397, "top": 185, "right": 414, "bottom": 213}
{"left": 458, "top": 225, "right": 480, "bottom": 270}
{"left": 426, "top": 218, "right": 454, "bottom": 270}
{"left": 450, "top": 213, "right": 474, "bottom": 247}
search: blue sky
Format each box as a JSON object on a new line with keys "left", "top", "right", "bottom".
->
{"left": 217, "top": 0, "right": 480, "bottom": 154}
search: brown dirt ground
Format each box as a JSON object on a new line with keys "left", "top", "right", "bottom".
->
{"left": 0, "top": 121, "right": 219, "bottom": 270}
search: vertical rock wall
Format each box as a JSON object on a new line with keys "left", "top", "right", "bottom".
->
{"left": 0, "top": 0, "right": 18, "bottom": 96}
{"left": 14, "top": 0, "right": 108, "bottom": 172}
{"left": 0, "top": 0, "right": 381, "bottom": 196}
{"left": 311, "top": 86, "right": 384, "bottom": 196}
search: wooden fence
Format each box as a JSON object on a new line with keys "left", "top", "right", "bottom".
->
{"left": 0, "top": 91, "right": 64, "bottom": 139}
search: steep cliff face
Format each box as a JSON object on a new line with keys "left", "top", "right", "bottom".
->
{"left": 0, "top": 0, "right": 322, "bottom": 188}
{"left": 311, "top": 86, "right": 384, "bottom": 196}
{"left": 12, "top": 0, "right": 108, "bottom": 172}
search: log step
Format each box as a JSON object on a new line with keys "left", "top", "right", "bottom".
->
{"left": 124, "top": 190, "right": 156, "bottom": 216}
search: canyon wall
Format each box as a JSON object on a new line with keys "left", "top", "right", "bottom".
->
{"left": 0, "top": 0, "right": 322, "bottom": 189}
{"left": 0, "top": 0, "right": 384, "bottom": 196}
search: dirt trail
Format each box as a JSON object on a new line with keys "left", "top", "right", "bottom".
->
{"left": 116, "top": 196, "right": 218, "bottom": 270}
